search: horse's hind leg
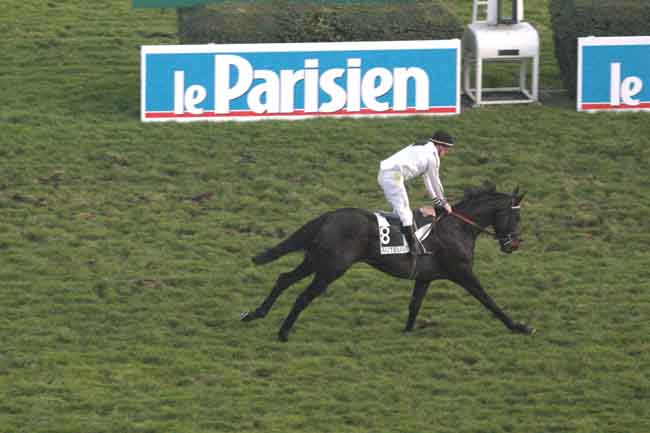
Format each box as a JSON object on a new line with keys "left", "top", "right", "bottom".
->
{"left": 241, "top": 258, "right": 313, "bottom": 322}
{"left": 404, "top": 280, "right": 431, "bottom": 333}
{"left": 278, "top": 270, "right": 343, "bottom": 342}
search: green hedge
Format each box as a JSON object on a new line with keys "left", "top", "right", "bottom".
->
{"left": 550, "top": 0, "right": 650, "bottom": 98}
{"left": 177, "top": 0, "right": 462, "bottom": 44}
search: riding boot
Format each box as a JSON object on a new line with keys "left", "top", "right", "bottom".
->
{"left": 402, "top": 225, "right": 424, "bottom": 256}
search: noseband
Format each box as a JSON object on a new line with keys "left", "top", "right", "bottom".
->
{"left": 500, "top": 204, "right": 521, "bottom": 248}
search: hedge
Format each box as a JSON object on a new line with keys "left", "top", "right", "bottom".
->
{"left": 177, "top": 0, "right": 462, "bottom": 44}
{"left": 550, "top": 0, "right": 650, "bottom": 98}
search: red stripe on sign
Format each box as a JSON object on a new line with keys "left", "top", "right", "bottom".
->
{"left": 581, "top": 102, "right": 650, "bottom": 110}
{"left": 145, "top": 107, "right": 457, "bottom": 119}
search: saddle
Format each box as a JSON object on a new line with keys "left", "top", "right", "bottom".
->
{"left": 376, "top": 206, "right": 436, "bottom": 229}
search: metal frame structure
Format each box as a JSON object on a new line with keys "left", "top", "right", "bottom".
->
{"left": 463, "top": 0, "right": 539, "bottom": 106}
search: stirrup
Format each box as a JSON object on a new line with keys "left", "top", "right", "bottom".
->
{"left": 409, "top": 238, "right": 430, "bottom": 256}
{"left": 403, "top": 225, "right": 428, "bottom": 256}
{"left": 415, "top": 243, "right": 433, "bottom": 256}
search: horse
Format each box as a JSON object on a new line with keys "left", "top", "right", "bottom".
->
{"left": 241, "top": 184, "right": 535, "bottom": 341}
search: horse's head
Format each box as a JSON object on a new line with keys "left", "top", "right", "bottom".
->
{"left": 454, "top": 183, "right": 527, "bottom": 254}
{"left": 493, "top": 186, "right": 526, "bottom": 254}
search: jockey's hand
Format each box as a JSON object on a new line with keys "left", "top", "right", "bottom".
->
{"left": 435, "top": 202, "right": 452, "bottom": 217}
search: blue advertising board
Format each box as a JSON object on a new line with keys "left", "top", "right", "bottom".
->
{"left": 578, "top": 36, "right": 650, "bottom": 112}
{"left": 141, "top": 40, "right": 460, "bottom": 122}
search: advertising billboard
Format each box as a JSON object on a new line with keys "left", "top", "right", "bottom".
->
{"left": 133, "top": 0, "right": 206, "bottom": 7}
{"left": 141, "top": 40, "right": 461, "bottom": 122}
{"left": 578, "top": 36, "right": 650, "bottom": 112}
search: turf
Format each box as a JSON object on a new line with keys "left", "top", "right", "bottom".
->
{"left": 1, "top": 1, "right": 649, "bottom": 432}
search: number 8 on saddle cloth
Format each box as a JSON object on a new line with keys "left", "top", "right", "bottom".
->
{"left": 374, "top": 208, "right": 435, "bottom": 255}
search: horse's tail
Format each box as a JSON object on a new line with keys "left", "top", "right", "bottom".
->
{"left": 252, "top": 212, "right": 329, "bottom": 265}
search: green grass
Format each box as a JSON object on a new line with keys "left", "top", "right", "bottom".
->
{"left": 1, "top": 1, "right": 650, "bottom": 432}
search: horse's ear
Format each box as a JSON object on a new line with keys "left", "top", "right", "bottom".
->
{"left": 512, "top": 186, "right": 526, "bottom": 205}
{"left": 516, "top": 191, "right": 527, "bottom": 205}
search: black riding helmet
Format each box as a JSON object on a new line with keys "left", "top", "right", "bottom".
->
{"left": 431, "top": 130, "right": 455, "bottom": 147}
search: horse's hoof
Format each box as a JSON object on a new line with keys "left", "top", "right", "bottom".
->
{"left": 416, "top": 319, "right": 438, "bottom": 329}
{"left": 514, "top": 322, "right": 536, "bottom": 335}
{"left": 521, "top": 324, "right": 536, "bottom": 335}
{"left": 240, "top": 311, "right": 253, "bottom": 322}
{"left": 278, "top": 330, "right": 289, "bottom": 342}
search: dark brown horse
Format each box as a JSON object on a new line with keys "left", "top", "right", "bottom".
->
{"left": 242, "top": 184, "right": 534, "bottom": 341}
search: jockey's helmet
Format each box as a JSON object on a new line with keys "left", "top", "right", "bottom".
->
{"left": 431, "top": 130, "right": 455, "bottom": 147}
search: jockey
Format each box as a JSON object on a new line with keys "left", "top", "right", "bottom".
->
{"left": 377, "top": 130, "right": 455, "bottom": 255}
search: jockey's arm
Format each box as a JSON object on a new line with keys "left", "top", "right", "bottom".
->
{"left": 423, "top": 162, "right": 451, "bottom": 213}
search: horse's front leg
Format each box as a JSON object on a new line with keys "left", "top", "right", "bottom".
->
{"left": 451, "top": 268, "right": 535, "bottom": 335}
{"left": 404, "top": 280, "right": 430, "bottom": 333}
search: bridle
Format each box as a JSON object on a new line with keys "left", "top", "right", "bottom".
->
{"left": 448, "top": 203, "right": 521, "bottom": 246}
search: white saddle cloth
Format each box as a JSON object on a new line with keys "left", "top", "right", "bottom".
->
{"left": 374, "top": 213, "right": 434, "bottom": 255}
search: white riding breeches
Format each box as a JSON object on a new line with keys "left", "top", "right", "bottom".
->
{"left": 377, "top": 169, "right": 414, "bottom": 227}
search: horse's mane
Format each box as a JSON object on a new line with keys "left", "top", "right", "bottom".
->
{"left": 454, "top": 182, "right": 509, "bottom": 209}
{"left": 462, "top": 182, "right": 498, "bottom": 200}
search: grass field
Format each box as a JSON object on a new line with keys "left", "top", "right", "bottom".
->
{"left": 2, "top": 1, "right": 650, "bottom": 432}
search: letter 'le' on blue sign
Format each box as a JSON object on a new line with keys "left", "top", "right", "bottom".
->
{"left": 578, "top": 36, "right": 650, "bottom": 112}
{"left": 141, "top": 40, "right": 461, "bottom": 122}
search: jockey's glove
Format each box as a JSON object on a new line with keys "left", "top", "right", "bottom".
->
{"left": 433, "top": 197, "right": 449, "bottom": 216}
{"left": 433, "top": 197, "right": 446, "bottom": 208}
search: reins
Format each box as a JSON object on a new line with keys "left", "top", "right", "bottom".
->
{"left": 449, "top": 211, "right": 498, "bottom": 238}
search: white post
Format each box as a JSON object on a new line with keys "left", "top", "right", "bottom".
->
{"left": 475, "top": 57, "right": 483, "bottom": 105}
{"left": 532, "top": 54, "right": 539, "bottom": 101}
{"left": 487, "top": 0, "right": 498, "bottom": 25}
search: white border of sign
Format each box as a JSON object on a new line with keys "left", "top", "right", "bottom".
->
{"left": 141, "top": 40, "right": 461, "bottom": 122}
{"left": 578, "top": 36, "right": 650, "bottom": 112}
